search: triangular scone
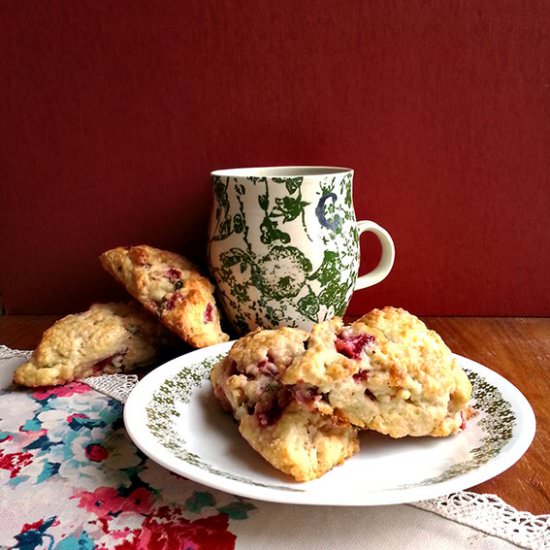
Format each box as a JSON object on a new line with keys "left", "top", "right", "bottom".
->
{"left": 283, "top": 307, "right": 472, "bottom": 438}
{"left": 211, "top": 327, "right": 359, "bottom": 481}
{"left": 13, "top": 302, "right": 172, "bottom": 387}
{"left": 100, "top": 245, "right": 229, "bottom": 348}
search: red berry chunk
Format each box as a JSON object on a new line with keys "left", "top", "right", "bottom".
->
{"left": 364, "top": 388, "right": 377, "bottom": 401}
{"left": 164, "top": 293, "right": 181, "bottom": 311}
{"left": 257, "top": 359, "right": 278, "bottom": 376}
{"left": 203, "top": 303, "right": 213, "bottom": 323}
{"left": 335, "top": 333, "right": 375, "bottom": 359}
{"left": 255, "top": 386, "right": 291, "bottom": 427}
{"left": 352, "top": 370, "right": 369, "bottom": 383}
{"left": 293, "top": 385, "right": 320, "bottom": 405}
{"left": 460, "top": 410, "right": 467, "bottom": 430}
{"left": 166, "top": 268, "right": 182, "bottom": 283}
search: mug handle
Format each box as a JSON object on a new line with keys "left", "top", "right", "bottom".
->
{"left": 354, "top": 220, "right": 395, "bottom": 291}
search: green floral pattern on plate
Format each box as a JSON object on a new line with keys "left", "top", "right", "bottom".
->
{"left": 394, "top": 369, "right": 516, "bottom": 490}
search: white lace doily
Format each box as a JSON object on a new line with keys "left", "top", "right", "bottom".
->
{"left": 1, "top": 344, "right": 548, "bottom": 548}
{"left": 415, "top": 492, "right": 549, "bottom": 549}
{"left": 0, "top": 344, "right": 32, "bottom": 360}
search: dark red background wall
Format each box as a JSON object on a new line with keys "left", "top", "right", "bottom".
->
{"left": 1, "top": 1, "right": 549, "bottom": 316}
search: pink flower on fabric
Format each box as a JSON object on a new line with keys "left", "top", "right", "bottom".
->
{"left": 123, "top": 487, "right": 153, "bottom": 515}
{"left": 0, "top": 449, "right": 33, "bottom": 478}
{"left": 112, "top": 509, "right": 235, "bottom": 550}
{"left": 73, "top": 486, "right": 125, "bottom": 518}
{"left": 73, "top": 486, "right": 155, "bottom": 520}
{"left": 85, "top": 444, "right": 109, "bottom": 462}
{"left": 10, "top": 428, "right": 48, "bottom": 454}
{"left": 32, "top": 382, "right": 90, "bottom": 401}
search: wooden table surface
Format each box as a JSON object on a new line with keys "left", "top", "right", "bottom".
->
{"left": 1, "top": 315, "right": 548, "bottom": 515}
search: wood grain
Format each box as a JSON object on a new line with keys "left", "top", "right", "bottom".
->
{"left": 0, "top": 315, "right": 548, "bottom": 514}
{"left": 422, "top": 317, "right": 550, "bottom": 515}
{"left": 0, "top": 315, "right": 60, "bottom": 349}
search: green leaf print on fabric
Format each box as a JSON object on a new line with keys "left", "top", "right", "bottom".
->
{"left": 185, "top": 491, "right": 216, "bottom": 514}
{"left": 217, "top": 501, "right": 256, "bottom": 520}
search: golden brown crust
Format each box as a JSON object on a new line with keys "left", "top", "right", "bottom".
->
{"left": 100, "top": 245, "right": 229, "bottom": 348}
{"left": 349, "top": 307, "right": 472, "bottom": 437}
{"left": 13, "top": 302, "right": 171, "bottom": 387}
{"left": 280, "top": 307, "right": 472, "bottom": 437}
{"left": 238, "top": 403, "right": 359, "bottom": 482}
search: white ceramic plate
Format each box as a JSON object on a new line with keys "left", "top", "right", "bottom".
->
{"left": 123, "top": 342, "right": 535, "bottom": 506}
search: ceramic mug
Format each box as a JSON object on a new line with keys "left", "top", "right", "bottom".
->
{"left": 207, "top": 166, "right": 395, "bottom": 333}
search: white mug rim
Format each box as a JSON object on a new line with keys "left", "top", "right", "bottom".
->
{"left": 211, "top": 166, "right": 353, "bottom": 178}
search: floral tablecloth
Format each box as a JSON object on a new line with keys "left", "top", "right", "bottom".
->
{"left": 0, "top": 381, "right": 252, "bottom": 548}
{"left": 0, "top": 347, "right": 548, "bottom": 550}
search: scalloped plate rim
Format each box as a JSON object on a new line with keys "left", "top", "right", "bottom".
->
{"left": 123, "top": 342, "right": 536, "bottom": 506}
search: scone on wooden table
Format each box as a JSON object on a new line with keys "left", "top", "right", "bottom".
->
{"left": 100, "top": 245, "right": 229, "bottom": 348}
{"left": 13, "top": 302, "right": 172, "bottom": 387}
{"left": 211, "top": 327, "right": 359, "bottom": 481}
{"left": 284, "top": 306, "right": 472, "bottom": 438}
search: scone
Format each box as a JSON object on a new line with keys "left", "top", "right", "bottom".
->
{"left": 100, "top": 245, "right": 229, "bottom": 348}
{"left": 211, "top": 307, "right": 472, "bottom": 481}
{"left": 13, "top": 302, "right": 173, "bottom": 387}
{"left": 211, "top": 327, "right": 359, "bottom": 482}
{"left": 283, "top": 307, "right": 472, "bottom": 438}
